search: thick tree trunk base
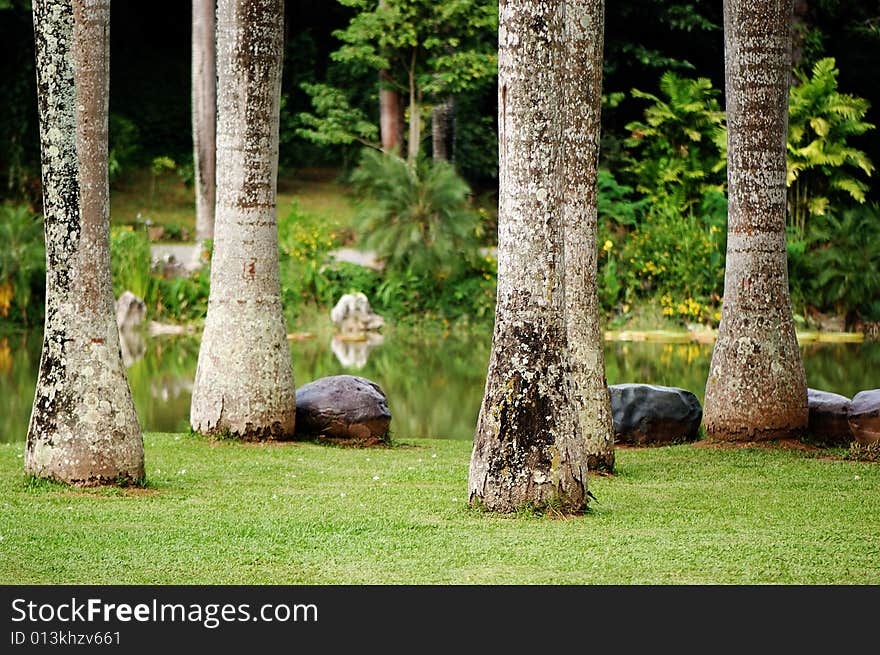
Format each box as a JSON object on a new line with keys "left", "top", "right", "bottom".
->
{"left": 704, "top": 423, "right": 805, "bottom": 442}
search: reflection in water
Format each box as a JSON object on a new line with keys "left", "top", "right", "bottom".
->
{"left": 1, "top": 327, "right": 878, "bottom": 443}
{"left": 330, "top": 333, "right": 384, "bottom": 369}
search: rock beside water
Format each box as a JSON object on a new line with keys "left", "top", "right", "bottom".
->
{"left": 295, "top": 375, "right": 391, "bottom": 445}
{"left": 609, "top": 383, "right": 703, "bottom": 445}
{"left": 849, "top": 389, "right": 880, "bottom": 446}
{"left": 807, "top": 388, "right": 853, "bottom": 445}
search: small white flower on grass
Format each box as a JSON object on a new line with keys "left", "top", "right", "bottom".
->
{"left": 408, "top": 467, "right": 414, "bottom": 471}
{"left": 381, "top": 482, "right": 387, "bottom": 487}
{"left": 372, "top": 475, "right": 380, "bottom": 481}
{"left": 297, "top": 458, "right": 304, "bottom": 462}
{"left": 451, "top": 497, "right": 458, "bottom": 502}
{"left": 16, "top": 454, "right": 22, "bottom": 459}
{"left": 431, "top": 454, "right": 437, "bottom": 459}
{"left": 174, "top": 436, "right": 180, "bottom": 441}
{"left": 340, "top": 492, "right": 346, "bottom": 498}
{"left": 365, "top": 457, "right": 371, "bottom": 461}
{"left": 272, "top": 494, "right": 278, "bottom": 500}
{"left": 155, "top": 469, "right": 161, "bottom": 475}
{"left": 854, "top": 475, "right": 861, "bottom": 481}
{"left": 178, "top": 469, "right": 186, "bottom": 475}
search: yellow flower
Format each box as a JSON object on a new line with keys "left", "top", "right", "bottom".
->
{"left": 602, "top": 239, "right": 613, "bottom": 252}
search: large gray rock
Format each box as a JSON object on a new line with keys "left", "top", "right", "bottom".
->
{"left": 295, "top": 375, "right": 391, "bottom": 445}
{"left": 330, "top": 292, "right": 385, "bottom": 335}
{"left": 807, "top": 388, "right": 853, "bottom": 445}
{"left": 849, "top": 389, "right": 880, "bottom": 446}
{"left": 609, "top": 383, "right": 703, "bottom": 445}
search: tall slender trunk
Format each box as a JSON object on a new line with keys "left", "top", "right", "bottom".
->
{"left": 432, "top": 98, "right": 454, "bottom": 162}
{"left": 377, "top": 0, "right": 402, "bottom": 154}
{"left": 192, "top": 0, "right": 216, "bottom": 242}
{"left": 703, "top": 0, "right": 808, "bottom": 441}
{"left": 406, "top": 51, "right": 420, "bottom": 162}
{"left": 379, "top": 69, "right": 402, "bottom": 153}
{"left": 190, "top": 0, "right": 295, "bottom": 440}
{"left": 27, "top": 0, "right": 144, "bottom": 485}
{"left": 469, "top": 0, "right": 588, "bottom": 513}
{"left": 563, "top": 0, "right": 615, "bottom": 471}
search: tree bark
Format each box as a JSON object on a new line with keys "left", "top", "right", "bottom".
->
{"left": 377, "top": 0, "right": 402, "bottom": 154}
{"left": 703, "top": 0, "right": 808, "bottom": 441}
{"left": 469, "top": 0, "right": 588, "bottom": 513}
{"left": 190, "top": 0, "right": 295, "bottom": 440}
{"left": 192, "top": 0, "right": 216, "bottom": 242}
{"left": 562, "top": 0, "right": 615, "bottom": 471}
{"left": 26, "top": 0, "right": 144, "bottom": 485}
{"left": 431, "top": 98, "right": 454, "bottom": 162}
{"left": 406, "top": 53, "right": 420, "bottom": 162}
{"left": 379, "top": 69, "right": 403, "bottom": 153}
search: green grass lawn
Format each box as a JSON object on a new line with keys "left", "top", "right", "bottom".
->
{"left": 109, "top": 166, "right": 357, "bottom": 236}
{"left": 1, "top": 435, "right": 877, "bottom": 584}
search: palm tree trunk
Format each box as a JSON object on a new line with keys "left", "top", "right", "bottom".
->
{"left": 190, "top": 0, "right": 295, "bottom": 440}
{"left": 431, "top": 98, "right": 454, "bottom": 162}
{"left": 469, "top": 0, "right": 588, "bottom": 513}
{"left": 703, "top": 0, "right": 808, "bottom": 441}
{"left": 27, "top": 0, "right": 144, "bottom": 485}
{"left": 192, "top": 0, "right": 216, "bottom": 242}
{"left": 562, "top": 0, "right": 615, "bottom": 472}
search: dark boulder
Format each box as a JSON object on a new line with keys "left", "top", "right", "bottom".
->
{"left": 609, "top": 383, "right": 703, "bottom": 445}
{"left": 295, "top": 375, "right": 391, "bottom": 445}
{"left": 807, "top": 388, "right": 852, "bottom": 445}
{"left": 849, "top": 389, "right": 880, "bottom": 446}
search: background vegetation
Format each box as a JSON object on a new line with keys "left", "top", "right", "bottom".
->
{"left": 1, "top": 0, "right": 878, "bottom": 333}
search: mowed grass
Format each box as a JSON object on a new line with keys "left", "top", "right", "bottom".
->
{"left": 0, "top": 435, "right": 877, "bottom": 584}
{"left": 109, "top": 167, "right": 357, "bottom": 234}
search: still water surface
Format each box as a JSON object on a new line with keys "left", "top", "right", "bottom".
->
{"left": 1, "top": 323, "right": 877, "bottom": 443}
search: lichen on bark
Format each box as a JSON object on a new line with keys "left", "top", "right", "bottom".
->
{"left": 26, "top": 0, "right": 144, "bottom": 486}
{"left": 470, "top": 0, "right": 604, "bottom": 514}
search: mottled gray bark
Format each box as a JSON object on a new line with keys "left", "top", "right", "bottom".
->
{"left": 469, "top": 0, "right": 588, "bottom": 513}
{"left": 703, "top": 0, "right": 808, "bottom": 440}
{"left": 431, "top": 98, "right": 454, "bottom": 162}
{"left": 562, "top": 0, "right": 615, "bottom": 471}
{"left": 190, "top": 0, "right": 295, "bottom": 440}
{"left": 192, "top": 0, "right": 216, "bottom": 242}
{"left": 26, "top": 0, "right": 144, "bottom": 485}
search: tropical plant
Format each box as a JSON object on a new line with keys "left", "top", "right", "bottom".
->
{"left": 623, "top": 72, "right": 727, "bottom": 212}
{"left": 802, "top": 203, "right": 880, "bottom": 323}
{"left": 0, "top": 204, "right": 45, "bottom": 325}
{"left": 349, "top": 149, "right": 481, "bottom": 280}
{"left": 786, "top": 57, "right": 875, "bottom": 239}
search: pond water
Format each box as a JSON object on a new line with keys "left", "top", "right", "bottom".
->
{"left": 1, "top": 323, "right": 878, "bottom": 444}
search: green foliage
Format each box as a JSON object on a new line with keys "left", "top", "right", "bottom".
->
{"left": 0, "top": 204, "right": 44, "bottom": 326}
{"left": 787, "top": 57, "right": 875, "bottom": 238}
{"left": 623, "top": 72, "right": 727, "bottom": 213}
{"left": 349, "top": 149, "right": 481, "bottom": 280}
{"left": 108, "top": 113, "right": 142, "bottom": 183}
{"left": 799, "top": 203, "right": 880, "bottom": 322}
{"left": 278, "top": 200, "right": 344, "bottom": 316}
{"left": 602, "top": 192, "right": 727, "bottom": 325}
{"left": 296, "top": 82, "right": 379, "bottom": 148}
{"left": 109, "top": 226, "right": 157, "bottom": 308}
{"left": 110, "top": 226, "right": 211, "bottom": 323}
